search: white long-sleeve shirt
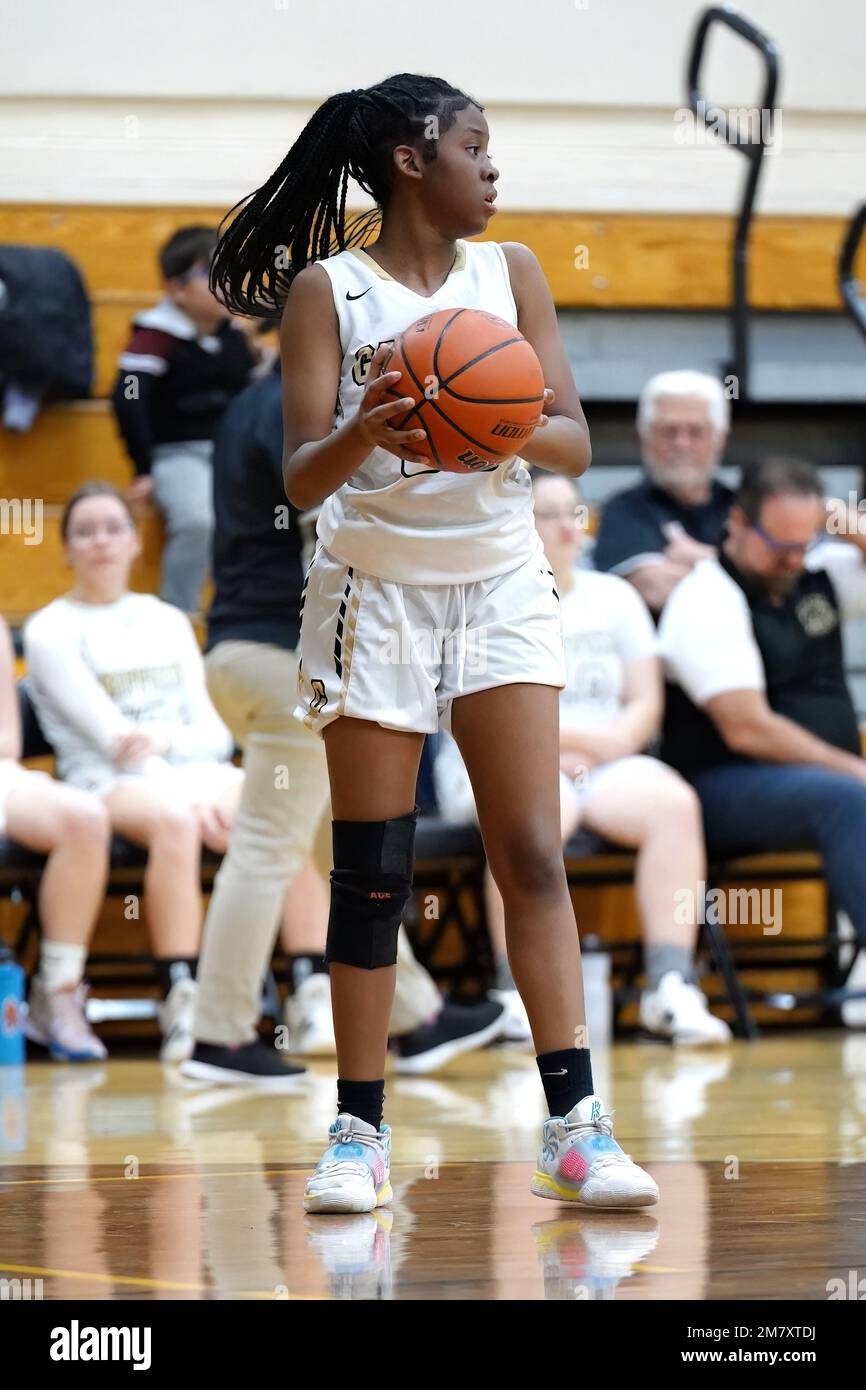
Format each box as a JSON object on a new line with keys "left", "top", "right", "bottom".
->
{"left": 24, "top": 592, "right": 233, "bottom": 792}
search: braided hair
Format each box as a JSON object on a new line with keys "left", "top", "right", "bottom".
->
{"left": 210, "top": 73, "right": 480, "bottom": 322}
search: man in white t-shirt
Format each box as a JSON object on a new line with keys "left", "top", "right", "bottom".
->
{"left": 659, "top": 456, "right": 866, "bottom": 956}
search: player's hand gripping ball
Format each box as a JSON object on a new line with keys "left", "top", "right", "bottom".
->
{"left": 381, "top": 307, "right": 546, "bottom": 473}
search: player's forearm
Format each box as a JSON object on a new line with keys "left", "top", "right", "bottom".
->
{"left": 520, "top": 416, "right": 591, "bottom": 478}
{"left": 284, "top": 417, "right": 374, "bottom": 510}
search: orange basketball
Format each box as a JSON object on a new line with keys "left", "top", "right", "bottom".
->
{"left": 382, "top": 308, "right": 544, "bottom": 474}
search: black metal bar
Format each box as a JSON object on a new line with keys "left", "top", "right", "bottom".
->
{"left": 700, "top": 915, "right": 760, "bottom": 1038}
{"left": 687, "top": 5, "right": 780, "bottom": 399}
{"left": 839, "top": 203, "right": 866, "bottom": 345}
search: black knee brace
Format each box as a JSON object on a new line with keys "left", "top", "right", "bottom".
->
{"left": 326, "top": 806, "right": 418, "bottom": 970}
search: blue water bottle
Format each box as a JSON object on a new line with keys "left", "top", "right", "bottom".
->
{"left": 0, "top": 945, "right": 25, "bottom": 1066}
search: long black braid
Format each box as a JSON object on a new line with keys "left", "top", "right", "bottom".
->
{"left": 209, "top": 73, "right": 481, "bottom": 322}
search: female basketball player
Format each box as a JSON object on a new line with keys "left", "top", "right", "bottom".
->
{"left": 211, "top": 73, "right": 658, "bottom": 1212}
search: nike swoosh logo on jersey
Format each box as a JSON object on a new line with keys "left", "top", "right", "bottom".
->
{"left": 542, "top": 1068, "right": 569, "bottom": 1076}
{"left": 346, "top": 287, "right": 372, "bottom": 300}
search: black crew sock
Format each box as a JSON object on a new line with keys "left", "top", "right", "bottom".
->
{"left": 288, "top": 953, "right": 329, "bottom": 992}
{"left": 156, "top": 956, "right": 197, "bottom": 998}
{"left": 337, "top": 1079, "right": 385, "bottom": 1131}
{"left": 536, "top": 1047, "right": 594, "bottom": 1118}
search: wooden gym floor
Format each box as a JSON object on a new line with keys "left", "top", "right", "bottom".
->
{"left": 1, "top": 1034, "right": 864, "bottom": 1301}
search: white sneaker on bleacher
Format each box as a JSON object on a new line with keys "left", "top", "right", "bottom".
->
{"left": 284, "top": 974, "right": 336, "bottom": 1056}
{"left": 159, "top": 977, "right": 197, "bottom": 1062}
{"left": 489, "top": 988, "right": 533, "bottom": 1045}
{"left": 639, "top": 972, "right": 732, "bottom": 1047}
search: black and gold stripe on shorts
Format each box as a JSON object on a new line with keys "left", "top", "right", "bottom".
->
{"left": 333, "top": 567, "right": 354, "bottom": 679}
{"left": 335, "top": 568, "right": 363, "bottom": 716}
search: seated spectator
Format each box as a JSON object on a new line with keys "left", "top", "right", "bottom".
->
{"left": 23, "top": 482, "right": 242, "bottom": 1060}
{"left": 434, "top": 470, "right": 730, "bottom": 1047}
{"left": 658, "top": 456, "right": 866, "bottom": 961}
{"left": 111, "top": 226, "right": 259, "bottom": 614}
{"left": 594, "top": 370, "right": 734, "bottom": 615}
{"left": 0, "top": 616, "right": 110, "bottom": 1061}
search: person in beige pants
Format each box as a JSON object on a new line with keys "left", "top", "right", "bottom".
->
{"left": 193, "top": 637, "right": 442, "bottom": 1054}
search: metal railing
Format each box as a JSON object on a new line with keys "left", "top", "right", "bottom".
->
{"left": 687, "top": 5, "right": 780, "bottom": 399}
{"left": 839, "top": 203, "right": 866, "bottom": 346}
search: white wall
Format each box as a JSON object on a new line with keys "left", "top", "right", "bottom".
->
{"left": 2, "top": 0, "right": 864, "bottom": 212}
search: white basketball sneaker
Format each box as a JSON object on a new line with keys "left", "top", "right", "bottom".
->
{"left": 284, "top": 974, "right": 336, "bottom": 1056}
{"left": 639, "top": 972, "right": 732, "bottom": 1046}
{"left": 304, "top": 1209, "right": 394, "bottom": 1298}
{"left": 158, "top": 977, "right": 198, "bottom": 1062}
{"left": 533, "top": 1211, "right": 660, "bottom": 1299}
{"left": 489, "top": 988, "right": 533, "bottom": 1045}
{"left": 304, "top": 1114, "right": 393, "bottom": 1215}
{"left": 531, "top": 1094, "right": 659, "bottom": 1208}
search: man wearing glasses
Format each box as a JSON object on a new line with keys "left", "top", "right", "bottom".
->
{"left": 594, "top": 370, "right": 733, "bottom": 616}
{"left": 657, "top": 456, "right": 866, "bottom": 953}
{"left": 111, "top": 226, "right": 260, "bottom": 613}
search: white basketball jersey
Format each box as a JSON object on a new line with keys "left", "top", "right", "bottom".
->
{"left": 314, "top": 239, "right": 539, "bottom": 585}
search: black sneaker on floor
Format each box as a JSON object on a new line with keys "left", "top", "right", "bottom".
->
{"left": 390, "top": 999, "right": 506, "bottom": 1075}
{"left": 180, "top": 1040, "right": 308, "bottom": 1090}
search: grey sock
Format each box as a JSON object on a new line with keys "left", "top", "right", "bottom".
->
{"left": 494, "top": 955, "right": 516, "bottom": 991}
{"left": 645, "top": 944, "right": 694, "bottom": 992}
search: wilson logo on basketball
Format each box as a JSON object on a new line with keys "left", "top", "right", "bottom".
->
{"left": 491, "top": 420, "right": 536, "bottom": 440}
{"left": 456, "top": 449, "right": 493, "bottom": 471}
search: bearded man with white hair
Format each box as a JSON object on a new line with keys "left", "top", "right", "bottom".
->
{"left": 594, "top": 371, "right": 733, "bottom": 614}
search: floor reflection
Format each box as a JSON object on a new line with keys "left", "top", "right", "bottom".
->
{"left": 1, "top": 1037, "right": 864, "bottom": 1299}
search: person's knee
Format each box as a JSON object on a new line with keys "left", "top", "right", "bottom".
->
{"left": 650, "top": 776, "right": 703, "bottom": 834}
{"left": 489, "top": 826, "right": 566, "bottom": 902}
{"left": 58, "top": 792, "right": 111, "bottom": 852}
{"left": 166, "top": 510, "right": 213, "bottom": 547}
{"left": 147, "top": 803, "right": 201, "bottom": 855}
{"left": 219, "top": 814, "right": 301, "bottom": 875}
{"left": 326, "top": 808, "right": 417, "bottom": 970}
{"left": 813, "top": 773, "right": 866, "bottom": 830}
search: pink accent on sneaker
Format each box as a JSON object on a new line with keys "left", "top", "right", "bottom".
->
{"left": 560, "top": 1148, "right": 589, "bottom": 1183}
{"left": 371, "top": 1156, "right": 385, "bottom": 1187}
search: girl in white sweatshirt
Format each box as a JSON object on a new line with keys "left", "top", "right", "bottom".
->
{"left": 24, "top": 482, "right": 242, "bottom": 1060}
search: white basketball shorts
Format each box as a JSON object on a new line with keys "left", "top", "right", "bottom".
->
{"left": 294, "top": 538, "right": 566, "bottom": 737}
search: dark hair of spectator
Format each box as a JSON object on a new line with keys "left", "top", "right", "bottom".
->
{"left": 529, "top": 466, "right": 582, "bottom": 499}
{"left": 160, "top": 226, "right": 218, "bottom": 281}
{"left": 737, "top": 457, "right": 824, "bottom": 525}
{"left": 61, "top": 482, "right": 136, "bottom": 541}
{"left": 209, "top": 74, "right": 480, "bottom": 322}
